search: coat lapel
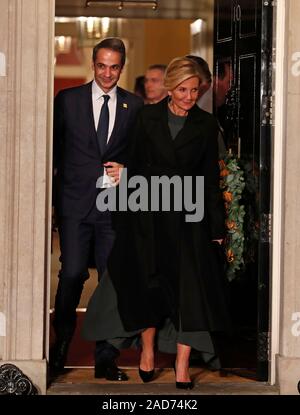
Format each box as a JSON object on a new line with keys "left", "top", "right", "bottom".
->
{"left": 147, "top": 99, "right": 207, "bottom": 165}
{"left": 172, "top": 105, "right": 205, "bottom": 150}
{"left": 147, "top": 98, "right": 177, "bottom": 167}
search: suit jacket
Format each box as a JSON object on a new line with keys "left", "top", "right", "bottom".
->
{"left": 107, "top": 97, "right": 231, "bottom": 333}
{"left": 53, "top": 81, "right": 143, "bottom": 219}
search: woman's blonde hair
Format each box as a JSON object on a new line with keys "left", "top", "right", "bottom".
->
{"left": 164, "top": 57, "right": 202, "bottom": 91}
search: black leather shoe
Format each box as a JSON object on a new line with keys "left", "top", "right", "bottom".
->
{"left": 176, "top": 381, "right": 194, "bottom": 390}
{"left": 95, "top": 362, "right": 129, "bottom": 381}
{"left": 139, "top": 367, "right": 154, "bottom": 383}
{"left": 49, "top": 339, "right": 70, "bottom": 376}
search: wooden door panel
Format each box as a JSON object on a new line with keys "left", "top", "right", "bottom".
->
{"left": 238, "top": 54, "right": 258, "bottom": 159}
{"left": 238, "top": 0, "right": 259, "bottom": 39}
{"left": 216, "top": 0, "right": 234, "bottom": 43}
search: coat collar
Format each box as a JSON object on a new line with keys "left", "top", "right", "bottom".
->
{"left": 172, "top": 103, "right": 206, "bottom": 150}
{"left": 147, "top": 97, "right": 207, "bottom": 156}
{"left": 144, "top": 97, "right": 177, "bottom": 166}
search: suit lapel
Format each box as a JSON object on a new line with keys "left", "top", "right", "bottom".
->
{"left": 81, "top": 81, "right": 101, "bottom": 156}
{"left": 82, "top": 81, "right": 96, "bottom": 133}
{"left": 104, "top": 87, "right": 128, "bottom": 155}
{"left": 84, "top": 83, "right": 128, "bottom": 158}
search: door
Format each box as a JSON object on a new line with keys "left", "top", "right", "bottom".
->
{"left": 214, "top": 0, "right": 273, "bottom": 381}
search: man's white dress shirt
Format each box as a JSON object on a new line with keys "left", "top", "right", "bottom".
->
{"left": 92, "top": 80, "right": 118, "bottom": 187}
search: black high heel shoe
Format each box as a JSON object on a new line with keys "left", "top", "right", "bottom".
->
{"left": 176, "top": 380, "right": 194, "bottom": 390}
{"left": 139, "top": 367, "right": 155, "bottom": 383}
{"left": 173, "top": 362, "right": 194, "bottom": 390}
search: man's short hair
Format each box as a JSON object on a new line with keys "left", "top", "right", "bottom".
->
{"left": 147, "top": 64, "right": 167, "bottom": 73}
{"left": 93, "top": 37, "right": 126, "bottom": 67}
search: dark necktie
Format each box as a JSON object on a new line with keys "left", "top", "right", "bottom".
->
{"left": 97, "top": 94, "right": 110, "bottom": 155}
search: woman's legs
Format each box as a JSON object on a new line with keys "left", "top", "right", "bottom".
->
{"left": 175, "top": 343, "right": 191, "bottom": 382}
{"left": 139, "top": 327, "right": 156, "bottom": 371}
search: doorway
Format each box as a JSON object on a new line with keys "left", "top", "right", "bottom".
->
{"left": 50, "top": 14, "right": 201, "bottom": 372}
{"left": 50, "top": 0, "right": 274, "bottom": 385}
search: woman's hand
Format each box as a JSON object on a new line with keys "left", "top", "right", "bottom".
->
{"left": 103, "top": 162, "right": 124, "bottom": 185}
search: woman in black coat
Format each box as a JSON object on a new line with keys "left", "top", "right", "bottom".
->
{"left": 83, "top": 57, "right": 231, "bottom": 388}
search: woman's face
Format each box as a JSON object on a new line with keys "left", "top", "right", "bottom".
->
{"left": 169, "top": 76, "right": 200, "bottom": 115}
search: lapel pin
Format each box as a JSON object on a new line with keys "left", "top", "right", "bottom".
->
{"left": 123, "top": 103, "right": 128, "bottom": 109}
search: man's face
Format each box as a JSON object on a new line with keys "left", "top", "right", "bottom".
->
{"left": 144, "top": 68, "right": 167, "bottom": 104}
{"left": 93, "top": 48, "right": 123, "bottom": 92}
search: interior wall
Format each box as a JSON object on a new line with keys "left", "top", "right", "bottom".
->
{"left": 54, "top": 18, "right": 202, "bottom": 93}
{"left": 144, "top": 19, "right": 194, "bottom": 69}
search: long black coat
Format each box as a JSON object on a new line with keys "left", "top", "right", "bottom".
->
{"left": 108, "top": 97, "right": 231, "bottom": 332}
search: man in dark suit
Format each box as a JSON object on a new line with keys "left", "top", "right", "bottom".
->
{"left": 50, "top": 37, "right": 143, "bottom": 380}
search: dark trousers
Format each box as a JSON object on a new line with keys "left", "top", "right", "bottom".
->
{"left": 95, "top": 341, "right": 120, "bottom": 365}
{"left": 53, "top": 209, "right": 115, "bottom": 359}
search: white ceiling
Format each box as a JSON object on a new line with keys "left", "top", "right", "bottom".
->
{"left": 55, "top": 0, "right": 213, "bottom": 19}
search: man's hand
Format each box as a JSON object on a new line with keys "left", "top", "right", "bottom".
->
{"left": 103, "top": 162, "right": 124, "bottom": 185}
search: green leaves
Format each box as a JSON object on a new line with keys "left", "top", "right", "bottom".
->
{"left": 219, "top": 155, "right": 246, "bottom": 281}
